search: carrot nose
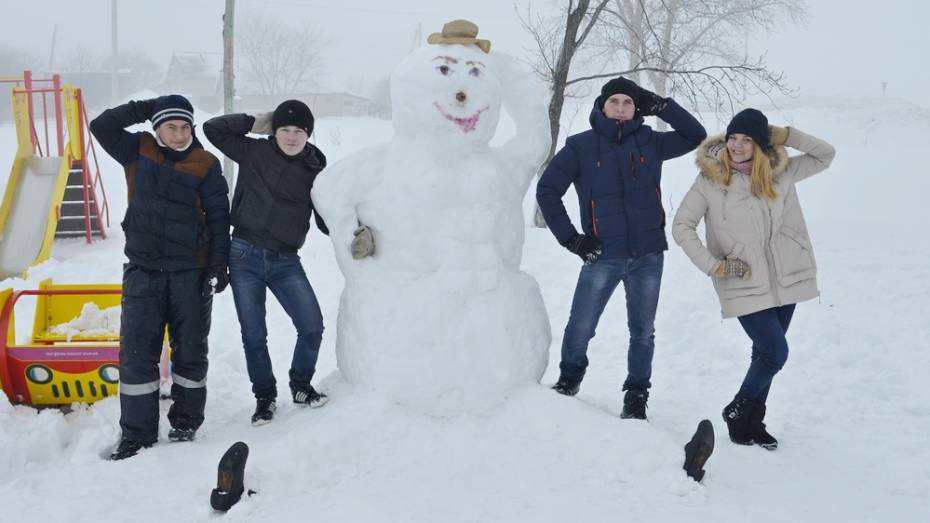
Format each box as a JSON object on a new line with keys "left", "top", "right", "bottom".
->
{"left": 455, "top": 91, "right": 467, "bottom": 103}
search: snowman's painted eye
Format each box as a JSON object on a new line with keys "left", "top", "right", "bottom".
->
{"left": 437, "top": 65, "right": 451, "bottom": 76}
{"left": 469, "top": 67, "right": 481, "bottom": 77}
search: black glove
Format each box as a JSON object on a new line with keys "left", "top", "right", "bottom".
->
{"left": 128, "top": 98, "right": 157, "bottom": 124}
{"left": 637, "top": 88, "right": 667, "bottom": 117}
{"left": 561, "top": 233, "right": 603, "bottom": 264}
{"left": 204, "top": 266, "right": 230, "bottom": 296}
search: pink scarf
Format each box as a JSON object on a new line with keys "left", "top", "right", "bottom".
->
{"left": 731, "top": 159, "right": 752, "bottom": 175}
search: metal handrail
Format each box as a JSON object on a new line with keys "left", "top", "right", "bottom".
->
{"left": 80, "top": 99, "right": 110, "bottom": 234}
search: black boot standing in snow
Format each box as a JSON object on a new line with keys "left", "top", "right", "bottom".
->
{"left": 620, "top": 389, "right": 649, "bottom": 420}
{"left": 723, "top": 396, "right": 780, "bottom": 449}
{"left": 551, "top": 375, "right": 581, "bottom": 396}
{"left": 748, "top": 402, "right": 778, "bottom": 450}
{"left": 722, "top": 396, "right": 756, "bottom": 445}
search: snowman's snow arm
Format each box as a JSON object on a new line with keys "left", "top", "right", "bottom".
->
{"left": 311, "top": 163, "right": 364, "bottom": 268}
{"left": 311, "top": 145, "right": 386, "bottom": 269}
{"left": 493, "top": 53, "right": 551, "bottom": 193}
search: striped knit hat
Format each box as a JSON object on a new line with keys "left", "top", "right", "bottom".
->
{"left": 151, "top": 94, "right": 194, "bottom": 129}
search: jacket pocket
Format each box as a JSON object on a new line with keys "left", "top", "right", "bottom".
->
{"left": 771, "top": 226, "right": 816, "bottom": 286}
{"left": 716, "top": 242, "right": 770, "bottom": 299}
{"left": 589, "top": 192, "right": 623, "bottom": 240}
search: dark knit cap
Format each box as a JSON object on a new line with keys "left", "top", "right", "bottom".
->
{"left": 151, "top": 94, "right": 194, "bottom": 129}
{"left": 599, "top": 76, "right": 641, "bottom": 109}
{"left": 272, "top": 99, "right": 314, "bottom": 135}
{"left": 726, "top": 108, "right": 769, "bottom": 150}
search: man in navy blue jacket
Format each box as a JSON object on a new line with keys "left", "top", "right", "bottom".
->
{"left": 537, "top": 77, "right": 706, "bottom": 419}
{"left": 90, "top": 95, "right": 230, "bottom": 459}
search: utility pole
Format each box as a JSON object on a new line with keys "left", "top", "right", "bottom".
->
{"left": 110, "top": 0, "right": 118, "bottom": 103}
{"left": 222, "top": 0, "right": 236, "bottom": 193}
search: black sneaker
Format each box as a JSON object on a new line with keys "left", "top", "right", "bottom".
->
{"left": 292, "top": 385, "right": 328, "bottom": 408}
{"left": 620, "top": 389, "right": 649, "bottom": 420}
{"left": 210, "top": 441, "right": 250, "bottom": 512}
{"left": 168, "top": 428, "right": 196, "bottom": 442}
{"left": 683, "top": 419, "right": 715, "bottom": 482}
{"left": 551, "top": 377, "right": 580, "bottom": 396}
{"left": 251, "top": 398, "right": 276, "bottom": 426}
{"left": 109, "top": 438, "right": 154, "bottom": 461}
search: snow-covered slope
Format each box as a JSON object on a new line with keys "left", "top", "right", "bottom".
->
{"left": 0, "top": 97, "right": 927, "bottom": 522}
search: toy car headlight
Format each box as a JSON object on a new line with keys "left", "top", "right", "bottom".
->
{"left": 98, "top": 364, "right": 120, "bottom": 384}
{"left": 26, "top": 364, "right": 53, "bottom": 384}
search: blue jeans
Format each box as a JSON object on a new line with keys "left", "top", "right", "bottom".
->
{"left": 736, "top": 304, "right": 796, "bottom": 403}
{"left": 229, "top": 238, "right": 324, "bottom": 399}
{"left": 559, "top": 252, "right": 664, "bottom": 391}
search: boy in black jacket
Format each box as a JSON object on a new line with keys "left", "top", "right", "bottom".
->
{"left": 204, "top": 100, "right": 329, "bottom": 426}
{"left": 90, "top": 95, "right": 230, "bottom": 460}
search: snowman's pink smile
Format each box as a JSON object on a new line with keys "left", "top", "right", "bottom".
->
{"left": 433, "top": 103, "right": 488, "bottom": 133}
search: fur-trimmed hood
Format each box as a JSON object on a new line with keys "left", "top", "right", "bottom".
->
{"left": 695, "top": 133, "right": 788, "bottom": 185}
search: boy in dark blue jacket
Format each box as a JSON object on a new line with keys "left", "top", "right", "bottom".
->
{"left": 90, "top": 95, "right": 230, "bottom": 459}
{"left": 536, "top": 77, "right": 705, "bottom": 419}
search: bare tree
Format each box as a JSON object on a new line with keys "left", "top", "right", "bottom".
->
{"left": 521, "top": 0, "right": 610, "bottom": 226}
{"left": 522, "top": 0, "right": 804, "bottom": 226}
{"left": 237, "top": 10, "right": 329, "bottom": 95}
{"left": 592, "top": 0, "right": 804, "bottom": 126}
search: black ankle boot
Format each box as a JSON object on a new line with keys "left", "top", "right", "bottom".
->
{"left": 620, "top": 389, "right": 649, "bottom": 420}
{"left": 108, "top": 438, "right": 155, "bottom": 461}
{"left": 722, "top": 396, "right": 755, "bottom": 445}
{"left": 551, "top": 375, "right": 581, "bottom": 396}
{"left": 749, "top": 403, "right": 778, "bottom": 450}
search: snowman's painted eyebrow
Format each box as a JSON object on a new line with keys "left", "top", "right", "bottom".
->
{"left": 465, "top": 61, "right": 486, "bottom": 68}
{"left": 433, "top": 56, "right": 458, "bottom": 64}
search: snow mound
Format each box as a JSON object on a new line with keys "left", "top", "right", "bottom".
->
{"left": 49, "top": 303, "right": 120, "bottom": 342}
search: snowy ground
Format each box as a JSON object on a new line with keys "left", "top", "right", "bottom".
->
{"left": 1, "top": 97, "right": 928, "bottom": 522}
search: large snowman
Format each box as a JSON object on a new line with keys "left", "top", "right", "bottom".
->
{"left": 311, "top": 20, "right": 551, "bottom": 414}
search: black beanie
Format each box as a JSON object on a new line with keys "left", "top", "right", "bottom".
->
{"left": 272, "top": 99, "right": 314, "bottom": 135}
{"left": 599, "top": 77, "right": 641, "bottom": 109}
{"left": 151, "top": 94, "right": 194, "bottom": 129}
{"left": 726, "top": 108, "right": 769, "bottom": 150}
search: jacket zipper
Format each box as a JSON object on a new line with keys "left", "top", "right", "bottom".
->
{"left": 722, "top": 189, "right": 728, "bottom": 221}
{"left": 591, "top": 200, "right": 599, "bottom": 237}
{"left": 655, "top": 186, "right": 665, "bottom": 227}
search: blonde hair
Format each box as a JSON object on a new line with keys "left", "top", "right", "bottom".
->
{"left": 721, "top": 143, "right": 777, "bottom": 200}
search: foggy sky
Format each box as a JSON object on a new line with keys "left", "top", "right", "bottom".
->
{"left": 3, "top": 0, "right": 927, "bottom": 107}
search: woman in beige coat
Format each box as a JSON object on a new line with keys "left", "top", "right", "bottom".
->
{"left": 672, "top": 108, "right": 835, "bottom": 450}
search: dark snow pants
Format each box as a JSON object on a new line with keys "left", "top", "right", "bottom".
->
{"left": 118, "top": 264, "right": 212, "bottom": 443}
